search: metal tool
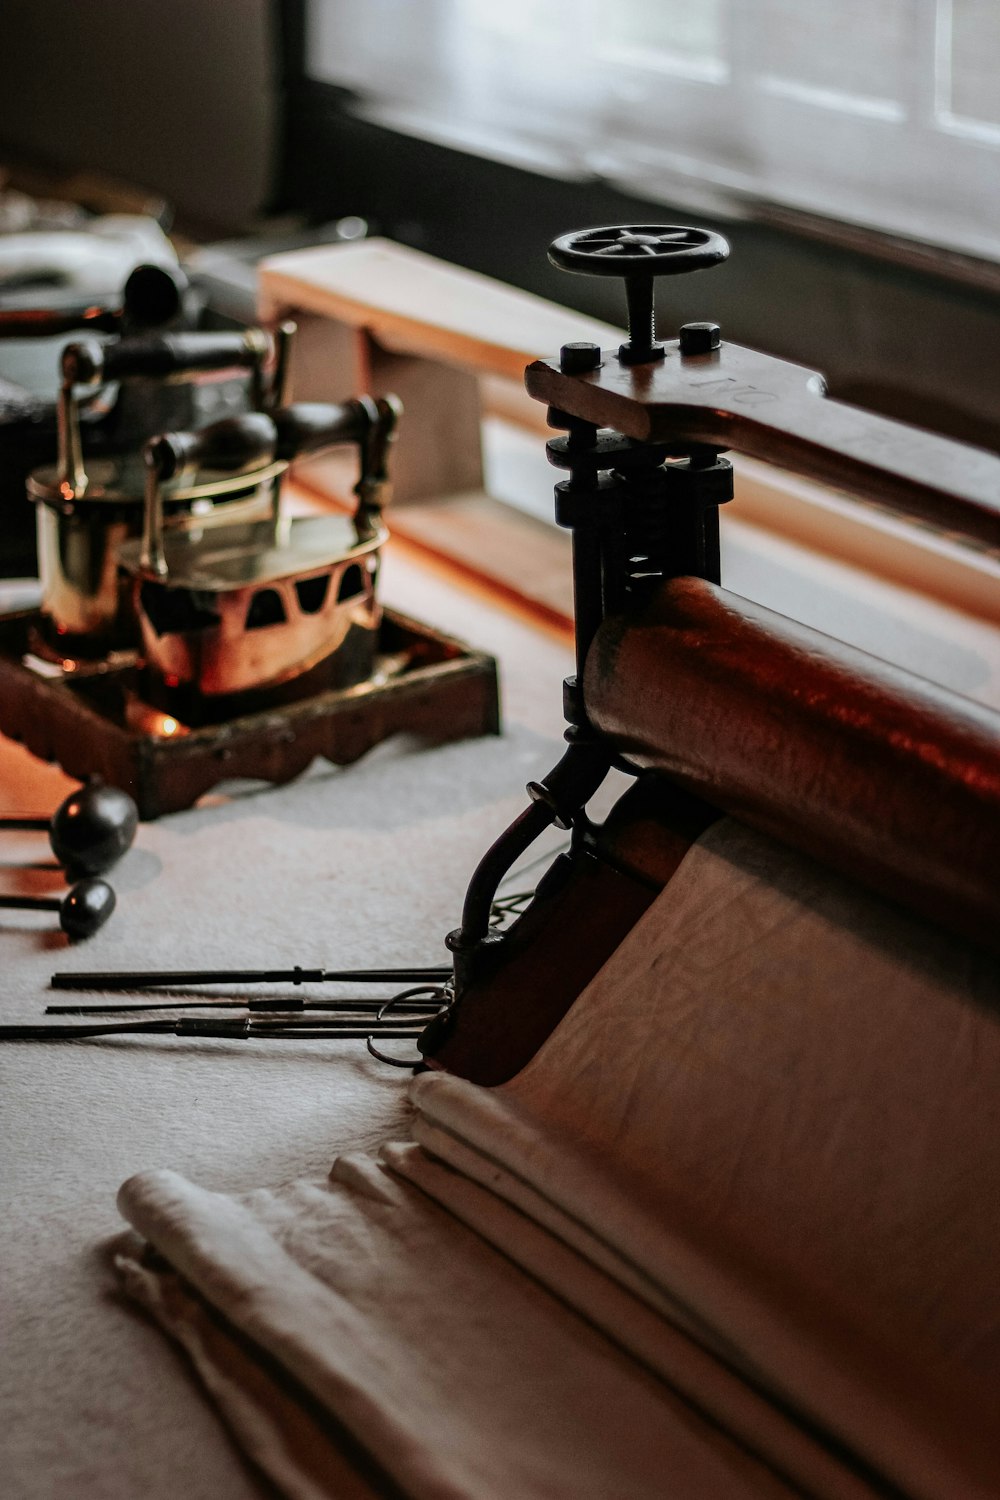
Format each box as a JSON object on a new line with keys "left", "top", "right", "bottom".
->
{"left": 0, "top": 877, "right": 115, "bottom": 940}
{"left": 408, "top": 223, "right": 1000, "bottom": 1086}
{"left": 0, "top": 779, "right": 138, "bottom": 876}
{"left": 27, "top": 327, "right": 286, "bottom": 654}
{"left": 0, "top": 260, "right": 189, "bottom": 342}
{"left": 119, "top": 396, "right": 399, "bottom": 719}
{"left": 0, "top": 1017, "right": 431, "bottom": 1042}
{"left": 548, "top": 223, "right": 728, "bottom": 365}
{"left": 49, "top": 964, "right": 451, "bottom": 991}
{"left": 46, "top": 995, "right": 447, "bottom": 1015}
{"left": 4, "top": 987, "right": 447, "bottom": 1070}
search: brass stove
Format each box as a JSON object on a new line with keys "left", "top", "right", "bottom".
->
{"left": 0, "top": 323, "right": 499, "bottom": 815}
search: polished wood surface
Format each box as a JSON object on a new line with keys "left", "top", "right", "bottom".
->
{"left": 587, "top": 577, "right": 1000, "bottom": 954}
{"left": 526, "top": 344, "right": 1000, "bottom": 549}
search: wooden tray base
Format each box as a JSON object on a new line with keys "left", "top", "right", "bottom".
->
{"left": 0, "top": 608, "right": 500, "bottom": 818}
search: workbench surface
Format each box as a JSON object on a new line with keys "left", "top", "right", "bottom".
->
{"left": 0, "top": 548, "right": 571, "bottom": 1500}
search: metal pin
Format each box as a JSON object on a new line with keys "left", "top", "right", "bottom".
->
{"left": 46, "top": 995, "right": 445, "bottom": 1016}
{"left": 50, "top": 964, "right": 451, "bottom": 992}
{"left": 0, "top": 1017, "right": 430, "bottom": 1043}
{"left": 0, "top": 878, "right": 115, "bottom": 940}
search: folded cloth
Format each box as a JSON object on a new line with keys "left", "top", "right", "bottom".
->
{"left": 382, "top": 1141, "right": 876, "bottom": 1500}
{"left": 117, "top": 1155, "right": 797, "bottom": 1500}
{"left": 116, "top": 818, "right": 1000, "bottom": 1500}
{"left": 409, "top": 818, "right": 1000, "bottom": 1500}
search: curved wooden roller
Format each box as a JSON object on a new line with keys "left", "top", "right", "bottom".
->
{"left": 586, "top": 577, "right": 1000, "bottom": 955}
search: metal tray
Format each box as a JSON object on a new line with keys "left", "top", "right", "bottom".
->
{"left": 0, "top": 607, "right": 500, "bottom": 818}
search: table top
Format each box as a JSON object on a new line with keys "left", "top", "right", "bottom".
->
{"left": 0, "top": 546, "right": 572, "bottom": 1500}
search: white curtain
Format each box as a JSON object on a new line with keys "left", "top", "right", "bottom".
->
{"left": 307, "top": 0, "right": 1000, "bottom": 260}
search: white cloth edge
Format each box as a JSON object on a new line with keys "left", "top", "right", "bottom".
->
{"left": 116, "top": 1167, "right": 474, "bottom": 1500}
{"left": 382, "top": 1139, "right": 876, "bottom": 1500}
{"left": 409, "top": 1070, "right": 993, "bottom": 1500}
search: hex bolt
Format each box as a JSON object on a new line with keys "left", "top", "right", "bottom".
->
{"left": 559, "top": 341, "right": 603, "bottom": 374}
{"left": 679, "top": 321, "right": 722, "bottom": 355}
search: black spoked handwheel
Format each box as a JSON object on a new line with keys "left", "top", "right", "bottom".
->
{"left": 548, "top": 223, "right": 730, "bottom": 364}
{"left": 549, "top": 225, "right": 728, "bottom": 277}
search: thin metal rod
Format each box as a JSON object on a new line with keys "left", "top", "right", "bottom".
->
{"left": 251, "top": 1027, "right": 425, "bottom": 1040}
{"left": 0, "top": 894, "right": 60, "bottom": 912}
{"left": 47, "top": 996, "right": 444, "bottom": 1015}
{"left": 49, "top": 965, "right": 452, "bottom": 992}
{"left": 0, "top": 1018, "right": 429, "bottom": 1042}
{"left": 623, "top": 274, "right": 656, "bottom": 359}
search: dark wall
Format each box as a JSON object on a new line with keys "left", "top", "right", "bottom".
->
{"left": 0, "top": 0, "right": 278, "bottom": 234}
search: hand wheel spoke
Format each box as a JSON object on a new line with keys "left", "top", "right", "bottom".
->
{"left": 548, "top": 222, "right": 730, "bottom": 365}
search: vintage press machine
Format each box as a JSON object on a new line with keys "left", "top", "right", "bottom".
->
{"left": 42, "top": 225, "right": 999, "bottom": 1051}
{"left": 419, "top": 224, "right": 1000, "bottom": 1083}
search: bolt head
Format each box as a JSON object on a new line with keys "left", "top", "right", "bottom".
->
{"left": 559, "top": 341, "right": 602, "bottom": 374}
{"left": 679, "top": 322, "right": 721, "bottom": 355}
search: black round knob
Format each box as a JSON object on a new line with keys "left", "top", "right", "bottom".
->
{"left": 548, "top": 224, "right": 729, "bottom": 366}
{"left": 59, "top": 878, "right": 117, "bottom": 941}
{"left": 49, "top": 781, "right": 139, "bottom": 878}
{"left": 121, "top": 262, "right": 189, "bottom": 330}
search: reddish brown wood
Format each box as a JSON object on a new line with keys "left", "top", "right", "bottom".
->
{"left": 587, "top": 577, "right": 1000, "bottom": 954}
{"left": 425, "top": 777, "right": 716, "bottom": 1083}
{"left": 526, "top": 344, "right": 1000, "bottom": 548}
{"left": 426, "top": 851, "right": 659, "bottom": 1085}
{"left": 0, "top": 609, "right": 499, "bottom": 819}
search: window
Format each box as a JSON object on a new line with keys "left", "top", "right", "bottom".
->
{"left": 306, "top": 0, "right": 1000, "bottom": 260}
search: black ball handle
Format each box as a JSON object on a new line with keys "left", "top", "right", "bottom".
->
{"left": 0, "top": 780, "right": 139, "bottom": 877}
{"left": 58, "top": 878, "right": 117, "bottom": 940}
{"left": 49, "top": 782, "right": 139, "bottom": 877}
{"left": 0, "top": 877, "right": 116, "bottom": 941}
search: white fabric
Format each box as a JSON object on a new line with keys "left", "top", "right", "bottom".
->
{"left": 384, "top": 1141, "right": 872, "bottom": 1500}
{"left": 410, "top": 819, "right": 1000, "bottom": 1500}
{"left": 111, "top": 816, "right": 1000, "bottom": 1499}
{"left": 0, "top": 551, "right": 575, "bottom": 1500}
{"left": 117, "top": 1156, "right": 794, "bottom": 1500}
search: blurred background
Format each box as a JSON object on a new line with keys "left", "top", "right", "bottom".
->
{"left": 0, "top": 0, "right": 998, "bottom": 435}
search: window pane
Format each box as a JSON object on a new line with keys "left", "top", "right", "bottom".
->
{"left": 604, "top": 0, "right": 725, "bottom": 63}
{"left": 949, "top": 0, "right": 1000, "bottom": 126}
{"left": 757, "top": 0, "right": 913, "bottom": 107}
{"left": 461, "top": 0, "right": 567, "bottom": 41}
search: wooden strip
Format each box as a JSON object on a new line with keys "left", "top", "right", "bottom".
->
{"left": 259, "top": 238, "right": 620, "bottom": 383}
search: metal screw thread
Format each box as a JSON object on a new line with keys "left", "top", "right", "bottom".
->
{"left": 622, "top": 276, "right": 664, "bottom": 363}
